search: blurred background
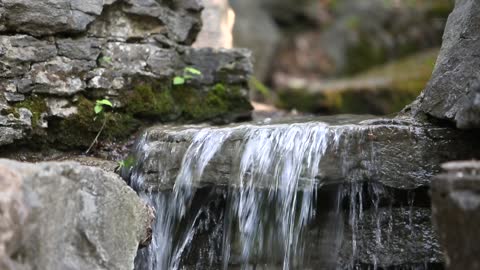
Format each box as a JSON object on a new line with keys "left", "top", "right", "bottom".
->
{"left": 195, "top": 0, "right": 454, "bottom": 117}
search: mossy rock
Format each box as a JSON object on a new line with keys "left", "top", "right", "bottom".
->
{"left": 6, "top": 80, "right": 252, "bottom": 149}
{"left": 276, "top": 49, "right": 439, "bottom": 115}
{"left": 124, "top": 82, "right": 252, "bottom": 124}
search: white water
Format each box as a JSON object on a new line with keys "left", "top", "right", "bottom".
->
{"left": 128, "top": 122, "right": 437, "bottom": 270}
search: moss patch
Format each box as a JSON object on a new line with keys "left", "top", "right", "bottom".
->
{"left": 14, "top": 97, "right": 47, "bottom": 128}
{"left": 7, "top": 80, "right": 252, "bottom": 149}
{"left": 48, "top": 97, "right": 140, "bottom": 148}
{"left": 124, "top": 82, "right": 252, "bottom": 123}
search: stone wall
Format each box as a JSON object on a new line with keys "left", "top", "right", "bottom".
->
{"left": 0, "top": 0, "right": 253, "bottom": 150}
{"left": 0, "top": 159, "right": 153, "bottom": 270}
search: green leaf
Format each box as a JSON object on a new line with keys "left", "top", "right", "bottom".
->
{"left": 94, "top": 104, "right": 103, "bottom": 114}
{"left": 118, "top": 160, "right": 125, "bottom": 169}
{"left": 184, "top": 67, "right": 202, "bottom": 76}
{"left": 173, "top": 76, "right": 185, "bottom": 85}
{"left": 96, "top": 99, "right": 113, "bottom": 107}
{"left": 99, "top": 56, "right": 112, "bottom": 64}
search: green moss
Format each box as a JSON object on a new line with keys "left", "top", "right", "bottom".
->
{"left": 48, "top": 97, "right": 140, "bottom": 148}
{"left": 7, "top": 80, "right": 252, "bottom": 149}
{"left": 125, "top": 84, "right": 177, "bottom": 120}
{"left": 14, "top": 97, "right": 47, "bottom": 128}
{"left": 125, "top": 82, "right": 252, "bottom": 123}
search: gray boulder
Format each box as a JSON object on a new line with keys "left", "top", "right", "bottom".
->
{"left": 413, "top": 0, "right": 480, "bottom": 128}
{"left": 0, "top": 159, "right": 153, "bottom": 270}
{"left": 128, "top": 116, "right": 479, "bottom": 191}
{"left": 0, "top": 0, "right": 202, "bottom": 44}
{"left": 431, "top": 161, "right": 480, "bottom": 270}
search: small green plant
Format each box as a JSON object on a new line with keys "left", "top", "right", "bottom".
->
{"left": 94, "top": 99, "right": 113, "bottom": 114}
{"left": 86, "top": 99, "right": 113, "bottom": 154}
{"left": 249, "top": 76, "right": 272, "bottom": 99}
{"left": 99, "top": 56, "right": 113, "bottom": 65}
{"left": 117, "top": 156, "right": 135, "bottom": 171}
{"left": 173, "top": 67, "right": 202, "bottom": 85}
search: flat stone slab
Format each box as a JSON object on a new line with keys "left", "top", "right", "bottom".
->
{"left": 128, "top": 116, "right": 480, "bottom": 191}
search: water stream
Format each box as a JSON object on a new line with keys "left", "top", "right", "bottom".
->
{"left": 127, "top": 121, "right": 440, "bottom": 270}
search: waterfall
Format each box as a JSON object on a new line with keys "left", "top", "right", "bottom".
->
{"left": 126, "top": 121, "right": 440, "bottom": 270}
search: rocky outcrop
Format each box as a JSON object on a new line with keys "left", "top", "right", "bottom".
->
{"left": 412, "top": 0, "right": 480, "bottom": 129}
{"left": 0, "top": 159, "right": 153, "bottom": 270}
{"left": 0, "top": 0, "right": 253, "bottom": 150}
{"left": 127, "top": 117, "right": 479, "bottom": 191}
{"left": 431, "top": 161, "right": 480, "bottom": 270}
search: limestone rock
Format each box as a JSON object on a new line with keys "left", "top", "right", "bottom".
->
{"left": 128, "top": 117, "right": 480, "bottom": 191}
{"left": 0, "top": 159, "right": 153, "bottom": 270}
{"left": 413, "top": 0, "right": 480, "bottom": 128}
{"left": 431, "top": 160, "right": 480, "bottom": 270}
{"left": 455, "top": 83, "right": 480, "bottom": 129}
{"left": 0, "top": 0, "right": 253, "bottom": 150}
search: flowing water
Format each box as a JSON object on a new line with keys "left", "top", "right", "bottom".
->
{"left": 127, "top": 120, "right": 441, "bottom": 270}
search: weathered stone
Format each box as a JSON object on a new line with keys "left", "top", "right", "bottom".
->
{"left": 431, "top": 160, "right": 480, "bottom": 270}
{"left": 0, "top": 35, "right": 57, "bottom": 78}
{"left": 26, "top": 57, "right": 92, "bottom": 96}
{"left": 0, "top": 107, "right": 32, "bottom": 146}
{"left": 413, "top": 0, "right": 480, "bottom": 128}
{"left": 339, "top": 207, "right": 442, "bottom": 268}
{"left": 181, "top": 47, "right": 253, "bottom": 85}
{"left": 128, "top": 117, "right": 480, "bottom": 191}
{"left": 0, "top": 0, "right": 101, "bottom": 36}
{"left": 0, "top": 0, "right": 253, "bottom": 150}
{"left": 4, "top": 92, "right": 24, "bottom": 102}
{"left": 57, "top": 38, "right": 103, "bottom": 61}
{"left": 87, "top": 0, "right": 202, "bottom": 44}
{"left": 0, "top": 159, "right": 153, "bottom": 270}
{"left": 45, "top": 98, "right": 78, "bottom": 118}
{"left": 455, "top": 83, "right": 480, "bottom": 129}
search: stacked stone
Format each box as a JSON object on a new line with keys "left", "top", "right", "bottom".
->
{"left": 0, "top": 0, "right": 253, "bottom": 148}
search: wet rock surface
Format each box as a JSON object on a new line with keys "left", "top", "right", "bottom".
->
{"left": 412, "top": 0, "right": 480, "bottom": 128}
{"left": 431, "top": 161, "right": 480, "bottom": 270}
{"left": 128, "top": 116, "right": 480, "bottom": 191}
{"left": 0, "top": 159, "right": 153, "bottom": 270}
{"left": 0, "top": 0, "right": 253, "bottom": 150}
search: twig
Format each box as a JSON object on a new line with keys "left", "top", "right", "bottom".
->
{"left": 86, "top": 117, "right": 107, "bottom": 154}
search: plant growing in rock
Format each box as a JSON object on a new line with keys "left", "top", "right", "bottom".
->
{"left": 86, "top": 99, "right": 113, "bottom": 154}
{"left": 173, "top": 67, "right": 202, "bottom": 85}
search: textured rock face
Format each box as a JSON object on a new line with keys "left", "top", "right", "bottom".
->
{"left": 0, "top": 0, "right": 202, "bottom": 43}
{"left": 0, "top": 159, "right": 153, "bottom": 270}
{"left": 413, "top": 0, "right": 480, "bottom": 128}
{"left": 431, "top": 161, "right": 480, "bottom": 270}
{"left": 0, "top": 0, "right": 253, "bottom": 149}
{"left": 128, "top": 117, "right": 480, "bottom": 192}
